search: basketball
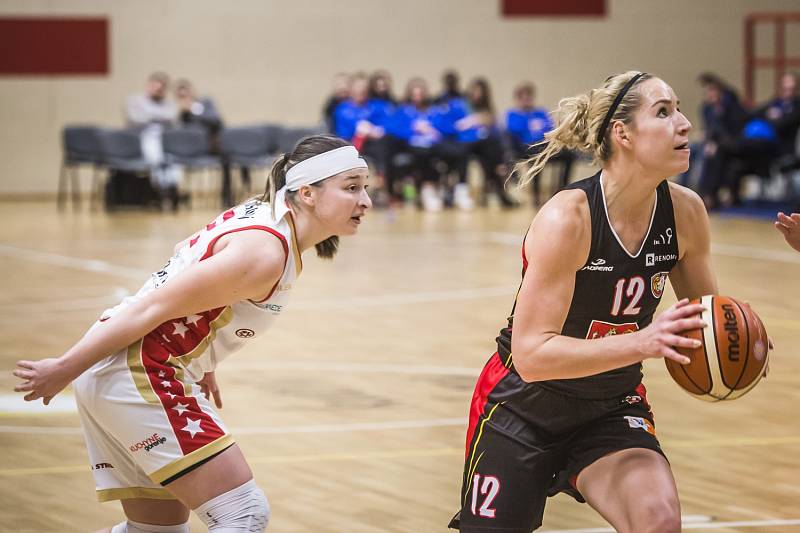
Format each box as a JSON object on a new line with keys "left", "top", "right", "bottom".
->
{"left": 666, "top": 295, "right": 769, "bottom": 401}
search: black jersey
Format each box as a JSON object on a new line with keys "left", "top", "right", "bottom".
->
{"left": 497, "top": 171, "right": 679, "bottom": 399}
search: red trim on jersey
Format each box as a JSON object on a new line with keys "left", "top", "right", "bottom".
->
{"left": 465, "top": 352, "right": 510, "bottom": 458}
{"left": 199, "top": 225, "right": 289, "bottom": 303}
{"left": 138, "top": 343, "right": 226, "bottom": 455}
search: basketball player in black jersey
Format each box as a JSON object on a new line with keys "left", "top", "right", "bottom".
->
{"left": 450, "top": 72, "right": 718, "bottom": 533}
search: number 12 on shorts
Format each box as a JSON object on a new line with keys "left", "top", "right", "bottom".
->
{"left": 470, "top": 474, "right": 500, "bottom": 518}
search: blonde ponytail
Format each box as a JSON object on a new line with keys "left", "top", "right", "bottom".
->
{"left": 515, "top": 71, "right": 652, "bottom": 188}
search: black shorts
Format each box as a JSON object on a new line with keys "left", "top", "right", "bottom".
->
{"left": 449, "top": 353, "right": 665, "bottom": 532}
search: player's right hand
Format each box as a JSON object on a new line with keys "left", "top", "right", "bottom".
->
{"left": 635, "top": 298, "right": 706, "bottom": 364}
{"left": 13, "top": 357, "right": 71, "bottom": 405}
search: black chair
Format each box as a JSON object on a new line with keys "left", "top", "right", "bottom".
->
{"left": 59, "top": 125, "right": 105, "bottom": 209}
{"left": 277, "top": 126, "right": 324, "bottom": 154}
{"left": 163, "top": 128, "right": 221, "bottom": 205}
{"left": 98, "top": 129, "right": 153, "bottom": 210}
{"left": 219, "top": 126, "right": 279, "bottom": 204}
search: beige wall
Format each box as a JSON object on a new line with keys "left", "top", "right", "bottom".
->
{"left": 1, "top": 0, "right": 799, "bottom": 195}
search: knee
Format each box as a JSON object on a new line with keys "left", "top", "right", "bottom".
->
{"left": 196, "top": 479, "right": 270, "bottom": 532}
{"left": 633, "top": 499, "right": 680, "bottom": 533}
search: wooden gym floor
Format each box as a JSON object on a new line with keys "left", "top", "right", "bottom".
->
{"left": 0, "top": 190, "right": 799, "bottom": 532}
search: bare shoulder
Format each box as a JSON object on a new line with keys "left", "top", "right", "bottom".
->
{"left": 668, "top": 181, "right": 711, "bottom": 256}
{"left": 526, "top": 188, "right": 591, "bottom": 271}
{"left": 215, "top": 229, "right": 287, "bottom": 276}
{"left": 668, "top": 181, "right": 707, "bottom": 223}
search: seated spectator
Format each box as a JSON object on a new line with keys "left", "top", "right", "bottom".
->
{"left": 333, "top": 74, "right": 392, "bottom": 190}
{"left": 435, "top": 69, "right": 463, "bottom": 105}
{"left": 506, "top": 81, "right": 574, "bottom": 205}
{"left": 439, "top": 77, "right": 516, "bottom": 208}
{"left": 758, "top": 72, "right": 800, "bottom": 159}
{"left": 323, "top": 72, "right": 351, "bottom": 134}
{"left": 175, "top": 78, "right": 246, "bottom": 207}
{"left": 695, "top": 75, "right": 751, "bottom": 208}
{"left": 126, "top": 71, "right": 177, "bottom": 129}
{"left": 123, "top": 71, "right": 180, "bottom": 208}
{"left": 387, "top": 78, "right": 448, "bottom": 210}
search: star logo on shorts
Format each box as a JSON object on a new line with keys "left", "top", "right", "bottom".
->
{"left": 172, "top": 402, "right": 190, "bottom": 416}
{"left": 181, "top": 418, "right": 204, "bottom": 439}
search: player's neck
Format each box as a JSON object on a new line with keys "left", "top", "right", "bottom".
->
{"left": 291, "top": 210, "right": 332, "bottom": 253}
{"left": 600, "top": 163, "right": 659, "bottom": 224}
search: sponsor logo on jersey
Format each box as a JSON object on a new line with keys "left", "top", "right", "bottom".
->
{"left": 652, "top": 227, "right": 674, "bottom": 246}
{"left": 650, "top": 271, "right": 669, "bottom": 298}
{"left": 624, "top": 415, "right": 656, "bottom": 435}
{"left": 586, "top": 320, "right": 639, "bottom": 339}
{"left": 91, "top": 462, "right": 114, "bottom": 470}
{"left": 581, "top": 258, "right": 614, "bottom": 272}
{"left": 645, "top": 253, "right": 677, "bottom": 267}
{"left": 130, "top": 433, "right": 167, "bottom": 453}
{"left": 260, "top": 303, "right": 283, "bottom": 313}
{"left": 237, "top": 200, "right": 260, "bottom": 220}
{"left": 235, "top": 328, "right": 255, "bottom": 338}
{"left": 623, "top": 395, "right": 642, "bottom": 405}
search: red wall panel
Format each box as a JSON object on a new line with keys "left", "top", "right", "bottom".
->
{"left": 0, "top": 17, "right": 109, "bottom": 75}
{"left": 502, "top": 0, "right": 606, "bottom": 17}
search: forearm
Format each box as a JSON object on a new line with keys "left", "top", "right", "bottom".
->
{"left": 58, "top": 301, "right": 167, "bottom": 381}
{"left": 513, "top": 332, "right": 644, "bottom": 382}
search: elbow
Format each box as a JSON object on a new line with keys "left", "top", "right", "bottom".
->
{"left": 510, "top": 340, "right": 548, "bottom": 383}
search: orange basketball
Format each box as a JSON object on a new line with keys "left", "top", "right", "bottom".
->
{"left": 665, "top": 295, "right": 769, "bottom": 401}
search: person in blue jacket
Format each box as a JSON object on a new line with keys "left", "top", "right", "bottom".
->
{"left": 506, "top": 82, "right": 574, "bottom": 206}
{"left": 334, "top": 74, "right": 393, "bottom": 196}
{"left": 440, "top": 77, "right": 516, "bottom": 208}
{"left": 386, "top": 78, "right": 449, "bottom": 210}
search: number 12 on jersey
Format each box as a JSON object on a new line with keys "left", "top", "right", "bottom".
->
{"left": 471, "top": 474, "right": 500, "bottom": 518}
{"left": 611, "top": 276, "right": 645, "bottom": 316}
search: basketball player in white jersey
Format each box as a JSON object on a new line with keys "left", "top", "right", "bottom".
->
{"left": 13, "top": 135, "right": 371, "bottom": 532}
{"left": 451, "top": 73, "right": 726, "bottom": 533}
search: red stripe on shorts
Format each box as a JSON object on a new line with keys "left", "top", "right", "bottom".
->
{"left": 465, "top": 352, "right": 509, "bottom": 458}
{"left": 140, "top": 310, "right": 228, "bottom": 455}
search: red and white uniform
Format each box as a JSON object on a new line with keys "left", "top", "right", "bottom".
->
{"left": 73, "top": 199, "right": 302, "bottom": 502}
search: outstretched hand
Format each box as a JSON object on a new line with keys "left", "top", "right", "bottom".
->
{"left": 775, "top": 212, "right": 800, "bottom": 253}
{"left": 13, "top": 358, "right": 72, "bottom": 405}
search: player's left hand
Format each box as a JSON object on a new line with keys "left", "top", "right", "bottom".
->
{"left": 775, "top": 212, "right": 800, "bottom": 253}
{"left": 13, "top": 358, "right": 71, "bottom": 405}
{"left": 198, "top": 371, "right": 222, "bottom": 409}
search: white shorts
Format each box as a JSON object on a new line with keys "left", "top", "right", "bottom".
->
{"left": 73, "top": 339, "right": 233, "bottom": 502}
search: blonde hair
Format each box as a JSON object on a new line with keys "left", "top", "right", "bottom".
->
{"left": 515, "top": 71, "right": 653, "bottom": 187}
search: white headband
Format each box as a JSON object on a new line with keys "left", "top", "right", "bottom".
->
{"left": 284, "top": 145, "right": 367, "bottom": 191}
{"left": 271, "top": 145, "right": 368, "bottom": 220}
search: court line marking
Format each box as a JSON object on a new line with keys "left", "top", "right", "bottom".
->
{"left": 488, "top": 232, "right": 800, "bottom": 264}
{"left": 0, "top": 446, "right": 465, "bottom": 477}
{"left": 0, "top": 243, "right": 149, "bottom": 279}
{"left": 291, "top": 285, "right": 515, "bottom": 309}
{"left": 540, "top": 519, "right": 800, "bottom": 532}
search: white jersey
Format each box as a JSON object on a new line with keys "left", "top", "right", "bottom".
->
{"left": 96, "top": 198, "right": 302, "bottom": 382}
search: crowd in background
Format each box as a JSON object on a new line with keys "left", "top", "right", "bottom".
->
{"left": 122, "top": 71, "right": 249, "bottom": 208}
{"left": 326, "top": 69, "right": 800, "bottom": 212}
{"left": 680, "top": 71, "right": 800, "bottom": 210}
{"left": 323, "top": 70, "right": 574, "bottom": 211}
{"left": 104, "top": 68, "right": 800, "bottom": 213}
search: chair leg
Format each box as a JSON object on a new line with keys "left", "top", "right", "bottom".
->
{"left": 90, "top": 165, "right": 100, "bottom": 210}
{"left": 70, "top": 165, "right": 81, "bottom": 208}
{"left": 57, "top": 162, "right": 68, "bottom": 210}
